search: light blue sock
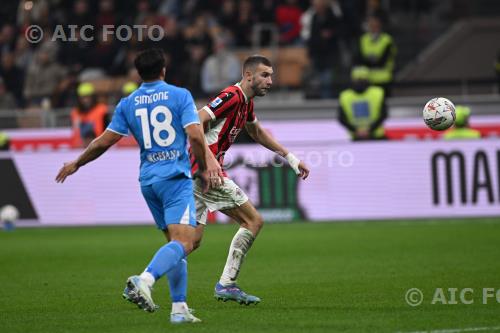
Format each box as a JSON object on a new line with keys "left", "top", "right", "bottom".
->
{"left": 167, "top": 257, "right": 187, "bottom": 302}
{"left": 145, "top": 240, "right": 185, "bottom": 280}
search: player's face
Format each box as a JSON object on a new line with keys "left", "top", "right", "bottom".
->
{"left": 251, "top": 64, "right": 273, "bottom": 97}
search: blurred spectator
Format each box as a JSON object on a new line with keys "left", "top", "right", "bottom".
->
{"left": 338, "top": 66, "right": 387, "bottom": 140}
{"left": 96, "top": 0, "right": 118, "bottom": 29}
{"left": 66, "top": 0, "right": 94, "bottom": 29}
{"left": 24, "top": 42, "right": 66, "bottom": 106}
{"left": 58, "top": 27, "right": 91, "bottom": 74}
{"left": 443, "top": 106, "right": 481, "bottom": 140}
{"left": 201, "top": 35, "right": 241, "bottom": 95}
{"left": 276, "top": 0, "right": 303, "bottom": 45}
{"left": 71, "top": 82, "right": 109, "bottom": 148}
{"left": 364, "top": 0, "right": 389, "bottom": 27}
{"left": 51, "top": 68, "right": 80, "bottom": 108}
{"left": 0, "top": 52, "right": 25, "bottom": 107}
{"left": 356, "top": 15, "right": 396, "bottom": 95}
{"left": 234, "top": 0, "right": 257, "bottom": 47}
{"left": 182, "top": 44, "right": 206, "bottom": 98}
{"left": 184, "top": 15, "right": 213, "bottom": 55}
{"left": 161, "top": 16, "right": 187, "bottom": 85}
{"left": 256, "top": 0, "right": 277, "bottom": 46}
{"left": 305, "top": 0, "right": 340, "bottom": 98}
{"left": 158, "top": 0, "right": 183, "bottom": 18}
{"left": 259, "top": 0, "right": 277, "bottom": 23}
{"left": 13, "top": 36, "right": 34, "bottom": 70}
{"left": 133, "top": 0, "right": 166, "bottom": 30}
{"left": 86, "top": 30, "right": 121, "bottom": 75}
{"left": 218, "top": 0, "right": 239, "bottom": 31}
{"left": 0, "top": 77, "right": 17, "bottom": 110}
{"left": 0, "top": 24, "right": 17, "bottom": 56}
{"left": 17, "top": 0, "right": 50, "bottom": 27}
{"left": 122, "top": 81, "right": 138, "bottom": 97}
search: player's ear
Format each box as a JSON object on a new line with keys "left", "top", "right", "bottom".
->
{"left": 243, "top": 69, "right": 252, "bottom": 82}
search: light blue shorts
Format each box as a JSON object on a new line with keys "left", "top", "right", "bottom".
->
{"left": 141, "top": 176, "right": 196, "bottom": 230}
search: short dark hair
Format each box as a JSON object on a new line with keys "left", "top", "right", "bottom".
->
{"left": 134, "top": 48, "right": 166, "bottom": 81}
{"left": 243, "top": 55, "right": 272, "bottom": 72}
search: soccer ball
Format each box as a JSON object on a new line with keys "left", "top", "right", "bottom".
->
{"left": 0, "top": 205, "right": 20, "bottom": 222}
{"left": 423, "top": 97, "right": 456, "bottom": 131}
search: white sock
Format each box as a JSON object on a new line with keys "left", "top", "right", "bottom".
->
{"left": 219, "top": 228, "right": 255, "bottom": 286}
{"left": 171, "top": 302, "right": 188, "bottom": 314}
{"left": 139, "top": 271, "right": 155, "bottom": 288}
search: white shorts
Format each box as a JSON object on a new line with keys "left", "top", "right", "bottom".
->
{"left": 193, "top": 177, "right": 249, "bottom": 225}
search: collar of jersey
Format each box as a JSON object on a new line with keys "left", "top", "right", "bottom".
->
{"left": 141, "top": 80, "right": 165, "bottom": 87}
{"left": 234, "top": 82, "right": 249, "bottom": 104}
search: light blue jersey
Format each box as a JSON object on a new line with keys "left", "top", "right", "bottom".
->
{"left": 107, "top": 80, "right": 199, "bottom": 186}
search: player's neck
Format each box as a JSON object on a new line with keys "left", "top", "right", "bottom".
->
{"left": 143, "top": 76, "right": 165, "bottom": 84}
{"left": 238, "top": 81, "right": 255, "bottom": 100}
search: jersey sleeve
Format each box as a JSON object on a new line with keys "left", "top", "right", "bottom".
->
{"left": 247, "top": 101, "right": 258, "bottom": 123}
{"left": 181, "top": 89, "right": 200, "bottom": 128}
{"left": 106, "top": 99, "right": 129, "bottom": 136}
{"left": 202, "top": 91, "right": 238, "bottom": 120}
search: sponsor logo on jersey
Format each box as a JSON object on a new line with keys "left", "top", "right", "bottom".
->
{"left": 210, "top": 97, "right": 223, "bottom": 108}
{"left": 228, "top": 127, "right": 242, "bottom": 143}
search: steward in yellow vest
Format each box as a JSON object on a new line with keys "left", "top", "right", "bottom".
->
{"left": 0, "top": 131, "right": 10, "bottom": 150}
{"left": 338, "top": 67, "right": 387, "bottom": 140}
{"left": 443, "top": 105, "right": 481, "bottom": 140}
{"left": 358, "top": 16, "right": 396, "bottom": 95}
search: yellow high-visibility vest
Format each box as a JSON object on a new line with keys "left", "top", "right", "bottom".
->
{"left": 360, "top": 33, "right": 396, "bottom": 85}
{"left": 339, "top": 86, "right": 385, "bottom": 138}
{"left": 443, "top": 128, "right": 481, "bottom": 140}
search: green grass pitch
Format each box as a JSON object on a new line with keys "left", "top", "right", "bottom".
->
{"left": 1, "top": 219, "right": 500, "bottom": 333}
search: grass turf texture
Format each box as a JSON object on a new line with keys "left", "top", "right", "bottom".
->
{"left": 1, "top": 219, "right": 499, "bottom": 333}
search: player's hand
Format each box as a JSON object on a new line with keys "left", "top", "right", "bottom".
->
{"left": 207, "top": 153, "right": 224, "bottom": 189}
{"left": 298, "top": 161, "right": 310, "bottom": 180}
{"left": 55, "top": 161, "right": 79, "bottom": 183}
{"left": 197, "top": 170, "right": 210, "bottom": 193}
{"left": 286, "top": 153, "right": 309, "bottom": 179}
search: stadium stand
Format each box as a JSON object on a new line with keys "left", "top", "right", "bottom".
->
{"left": 0, "top": 0, "right": 499, "bottom": 133}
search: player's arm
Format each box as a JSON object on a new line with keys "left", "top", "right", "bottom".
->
{"left": 245, "top": 121, "right": 310, "bottom": 180}
{"left": 184, "top": 124, "right": 210, "bottom": 192}
{"left": 196, "top": 107, "right": 225, "bottom": 185}
{"left": 55, "top": 130, "right": 123, "bottom": 183}
{"left": 197, "top": 107, "right": 213, "bottom": 126}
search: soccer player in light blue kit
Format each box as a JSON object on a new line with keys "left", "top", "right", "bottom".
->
{"left": 55, "top": 48, "right": 213, "bottom": 324}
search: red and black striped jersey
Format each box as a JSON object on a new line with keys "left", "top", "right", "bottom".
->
{"left": 191, "top": 83, "right": 257, "bottom": 175}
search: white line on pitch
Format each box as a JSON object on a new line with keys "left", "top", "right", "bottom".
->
{"left": 396, "top": 326, "right": 500, "bottom": 333}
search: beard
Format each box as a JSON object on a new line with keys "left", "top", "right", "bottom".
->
{"left": 252, "top": 82, "right": 270, "bottom": 97}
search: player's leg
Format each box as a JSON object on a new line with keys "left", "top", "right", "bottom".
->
{"left": 192, "top": 177, "right": 262, "bottom": 304}
{"left": 165, "top": 196, "right": 207, "bottom": 313}
{"left": 122, "top": 183, "right": 164, "bottom": 310}
{"left": 215, "top": 201, "right": 263, "bottom": 305}
{"left": 156, "top": 177, "right": 200, "bottom": 323}
{"left": 126, "top": 178, "right": 200, "bottom": 322}
{"left": 193, "top": 195, "right": 208, "bottom": 251}
{"left": 164, "top": 198, "right": 206, "bottom": 321}
{"left": 127, "top": 223, "right": 194, "bottom": 313}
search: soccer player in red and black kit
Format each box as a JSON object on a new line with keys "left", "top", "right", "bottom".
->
{"left": 191, "top": 55, "right": 310, "bottom": 304}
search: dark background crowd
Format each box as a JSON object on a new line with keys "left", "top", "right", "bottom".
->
{"left": 0, "top": 0, "right": 495, "bottom": 111}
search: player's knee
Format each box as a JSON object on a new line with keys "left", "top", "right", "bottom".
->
{"left": 177, "top": 240, "right": 194, "bottom": 255}
{"left": 247, "top": 213, "right": 263, "bottom": 235}
{"left": 255, "top": 214, "right": 264, "bottom": 231}
{"left": 193, "top": 238, "right": 202, "bottom": 251}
